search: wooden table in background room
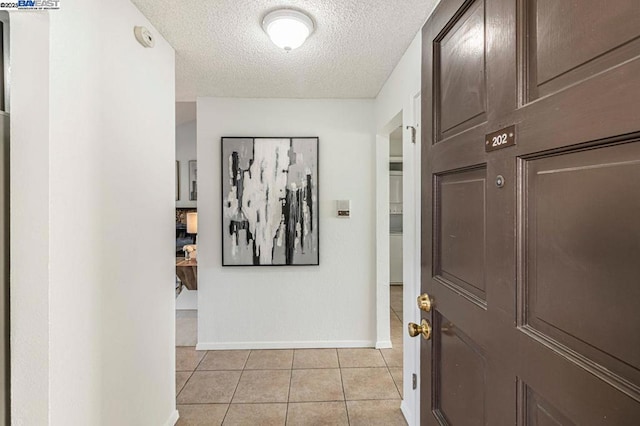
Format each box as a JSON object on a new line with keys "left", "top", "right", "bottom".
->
{"left": 176, "top": 258, "right": 197, "bottom": 291}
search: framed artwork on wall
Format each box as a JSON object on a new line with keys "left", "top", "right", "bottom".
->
{"left": 176, "top": 161, "right": 180, "bottom": 201}
{"left": 189, "top": 160, "right": 197, "bottom": 201}
{"left": 221, "top": 137, "right": 319, "bottom": 266}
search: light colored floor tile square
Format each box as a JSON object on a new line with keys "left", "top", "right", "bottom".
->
{"left": 176, "top": 404, "right": 228, "bottom": 426}
{"left": 286, "top": 402, "right": 349, "bottom": 426}
{"left": 337, "top": 348, "right": 386, "bottom": 368}
{"left": 293, "top": 349, "right": 339, "bottom": 369}
{"left": 176, "top": 310, "right": 198, "bottom": 347}
{"left": 390, "top": 322, "right": 404, "bottom": 343}
{"left": 341, "top": 368, "right": 400, "bottom": 400}
{"left": 198, "top": 350, "right": 250, "bottom": 371}
{"left": 232, "top": 370, "right": 291, "bottom": 403}
{"left": 176, "top": 371, "right": 192, "bottom": 395}
{"left": 289, "top": 369, "right": 344, "bottom": 402}
{"left": 390, "top": 315, "right": 402, "bottom": 328}
{"left": 391, "top": 338, "right": 404, "bottom": 350}
{"left": 245, "top": 350, "right": 293, "bottom": 370}
{"left": 176, "top": 309, "right": 198, "bottom": 318}
{"left": 381, "top": 347, "right": 403, "bottom": 368}
{"left": 347, "top": 400, "right": 407, "bottom": 426}
{"left": 389, "top": 367, "right": 403, "bottom": 398}
{"left": 177, "top": 371, "right": 241, "bottom": 404}
{"left": 223, "top": 403, "right": 287, "bottom": 426}
{"left": 177, "top": 347, "right": 207, "bottom": 372}
{"left": 390, "top": 286, "right": 403, "bottom": 312}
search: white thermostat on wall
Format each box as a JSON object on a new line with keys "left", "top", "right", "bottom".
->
{"left": 134, "top": 26, "right": 155, "bottom": 48}
{"left": 337, "top": 200, "right": 351, "bottom": 218}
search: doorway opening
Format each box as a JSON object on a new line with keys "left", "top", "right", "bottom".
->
{"left": 0, "top": 11, "right": 9, "bottom": 424}
{"left": 388, "top": 124, "right": 405, "bottom": 406}
{"left": 389, "top": 125, "right": 404, "bottom": 291}
{"left": 376, "top": 93, "right": 422, "bottom": 425}
{"left": 175, "top": 102, "right": 198, "bottom": 401}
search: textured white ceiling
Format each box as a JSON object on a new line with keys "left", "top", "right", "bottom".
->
{"left": 131, "top": 0, "right": 438, "bottom": 100}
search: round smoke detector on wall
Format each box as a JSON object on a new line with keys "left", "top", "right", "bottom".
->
{"left": 134, "top": 26, "right": 155, "bottom": 48}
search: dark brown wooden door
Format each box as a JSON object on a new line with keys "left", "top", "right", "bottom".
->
{"left": 420, "top": 0, "right": 640, "bottom": 424}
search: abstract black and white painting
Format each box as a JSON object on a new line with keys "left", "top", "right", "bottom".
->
{"left": 221, "top": 137, "right": 319, "bottom": 266}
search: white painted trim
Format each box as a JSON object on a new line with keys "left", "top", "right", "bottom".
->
{"left": 375, "top": 340, "right": 393, "bottom": 349}
{"left": 401, "top": 400, "right": 413, "bottom": 426}
{"left": 163, "top": 410, "right": 179, "bottom": 426}
{"left": 406, "top": 91, "right": 423, "bottom": 426}
{"left": 196, "top": 340, "right": 376, "bottom": 351}
{"left": 394, "top": 91, "right": 423, "bottom": 426}
{"left": 375, "top": 112, "right": 402, "bottom": 348}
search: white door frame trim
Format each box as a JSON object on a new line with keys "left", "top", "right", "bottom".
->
{"left": 374, "top": 112, "right": 402, "bottom": 350}
{"left": 400, "top": 91, "right": 422, "bottom": 426}
{"left": 375, "top": 91, "right": 421, "bottom": 425}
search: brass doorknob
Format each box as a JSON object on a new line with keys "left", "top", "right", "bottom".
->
{"left": 417, "top": 293, "right": 432, "bottom": 312}
{"left": 408, "top": 319, "right": 432, "bottom": 340}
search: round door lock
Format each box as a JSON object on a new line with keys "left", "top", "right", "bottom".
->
{"left": 408, "top": 319, "right": 432, "bottom": 340}
{"left": 495, "top": 175, "right": 505, "bottom": 188}
{"left": 417, "top": 293, "right": 433, "bottom": 312}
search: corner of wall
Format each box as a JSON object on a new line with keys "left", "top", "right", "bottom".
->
{"left": 10, "top": 11, "right": 51, "bottom": 425}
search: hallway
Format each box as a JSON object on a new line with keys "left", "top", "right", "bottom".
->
{"left": 175, "top": 286, "right": 406, "bottom": 425}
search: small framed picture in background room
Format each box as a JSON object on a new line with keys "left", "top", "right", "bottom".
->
{"left": 175, "top": 161, "right": 180, "bottom": 201}
{"left": 189, "top": 160, "right": 197, "bottom": 201}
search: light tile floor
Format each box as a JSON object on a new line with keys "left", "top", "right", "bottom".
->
{"left": 175, "top": 285, "right": 405, "bottom": 425}
{"left": 177, "top": 310, "right": 198, "bottom": 347}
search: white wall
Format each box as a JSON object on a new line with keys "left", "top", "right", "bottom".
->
{"left": 176, "top": 120, "right": 197, "bottom": 208}
{"left": 373, "top": 30, "right": 424, "bottom": 426}
{"left": 375, "top": 33, "right": 423, "bottom": 129}
{"left": 197, "top": 98, "right": 376, "bottom": 349}
{"left": 10, "top": 12, "right": 51, "bottom": 424}
{"left": 99, "top": 3, "right": 176, "bottom": 425}
{"left": 11, "top": 1, "right": 177, "bottom": 425}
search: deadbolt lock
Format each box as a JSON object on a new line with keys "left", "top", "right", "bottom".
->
{"left": 417, "top": 293, "right": 433, "bottom": 312}
{"left": 408, "top": 319, "right": 432, "bottom": 340}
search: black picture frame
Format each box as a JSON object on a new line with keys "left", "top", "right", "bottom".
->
{"left": 221, "top": 137, "right": 320, "bottom": 266}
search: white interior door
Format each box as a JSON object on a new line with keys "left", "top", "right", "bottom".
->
{"left": 400, "top": 92, "right": 421, "bottom": 425}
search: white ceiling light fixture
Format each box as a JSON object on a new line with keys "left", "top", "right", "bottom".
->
{"left": 262, "top": 9, "right": 314, "bottom": 51}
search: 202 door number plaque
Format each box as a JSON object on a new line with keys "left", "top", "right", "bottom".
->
{"left": 485, "top": 125, "right": 516, "bottom": 152}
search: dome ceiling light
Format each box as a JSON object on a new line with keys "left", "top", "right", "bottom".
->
{"left": 262, "top": 9, "right": 314, "bottom": 51}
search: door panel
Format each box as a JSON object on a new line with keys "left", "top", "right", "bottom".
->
{"left": 520, "top": 382, "right": 576, "bottom": 426}
{"left": 436, "top": 167, "right": 487, "bottom": 302}
{"left": 436, "top": 0, "right": 487, "bottom": 140}
{"left": 434, "top": 312, "right": 486, "bottom": 425}
{"left": 421, "top": 0, "right": 640, "bottom": 424}
{"left": 516, "top": 330, "right": 640, "bottom": 425}
{"left": 523, "top": 0, "right": 640, "bottom": 101}
{"left": 523, "top": 142, "right": 640, "bottom": 383}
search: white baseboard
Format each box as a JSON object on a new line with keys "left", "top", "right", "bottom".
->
{"left": 375, "top": 340, "right": 393, "bottom": 349}
{"left": 163, "top": 409, "right": 179, "bottom": 426}
{"left": 401, "top": 400, "right": 414, "bottom": 426}
{"left": 196, "top": 340, "right": 376, "bottom": 350}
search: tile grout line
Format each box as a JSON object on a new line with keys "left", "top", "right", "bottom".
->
{"left": 380, "top": 348, "right": 400, "bottom": 399}
{"left": 383, "top": 311, "right": 404, "bottom": 400}
{"left": 220, "top": 349, "right": 252, "bottom": 424}
{"left": 177, "top": 320, "right": 403, "bottom": 421}
{"left": 284, "top": 350, "right": 295, "bottom": 425}
{"left": 336, "top": 348, "right": 351, "bottom": 426}
{"left": 175, "top": 347, "right": 208, "bottom": 401}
